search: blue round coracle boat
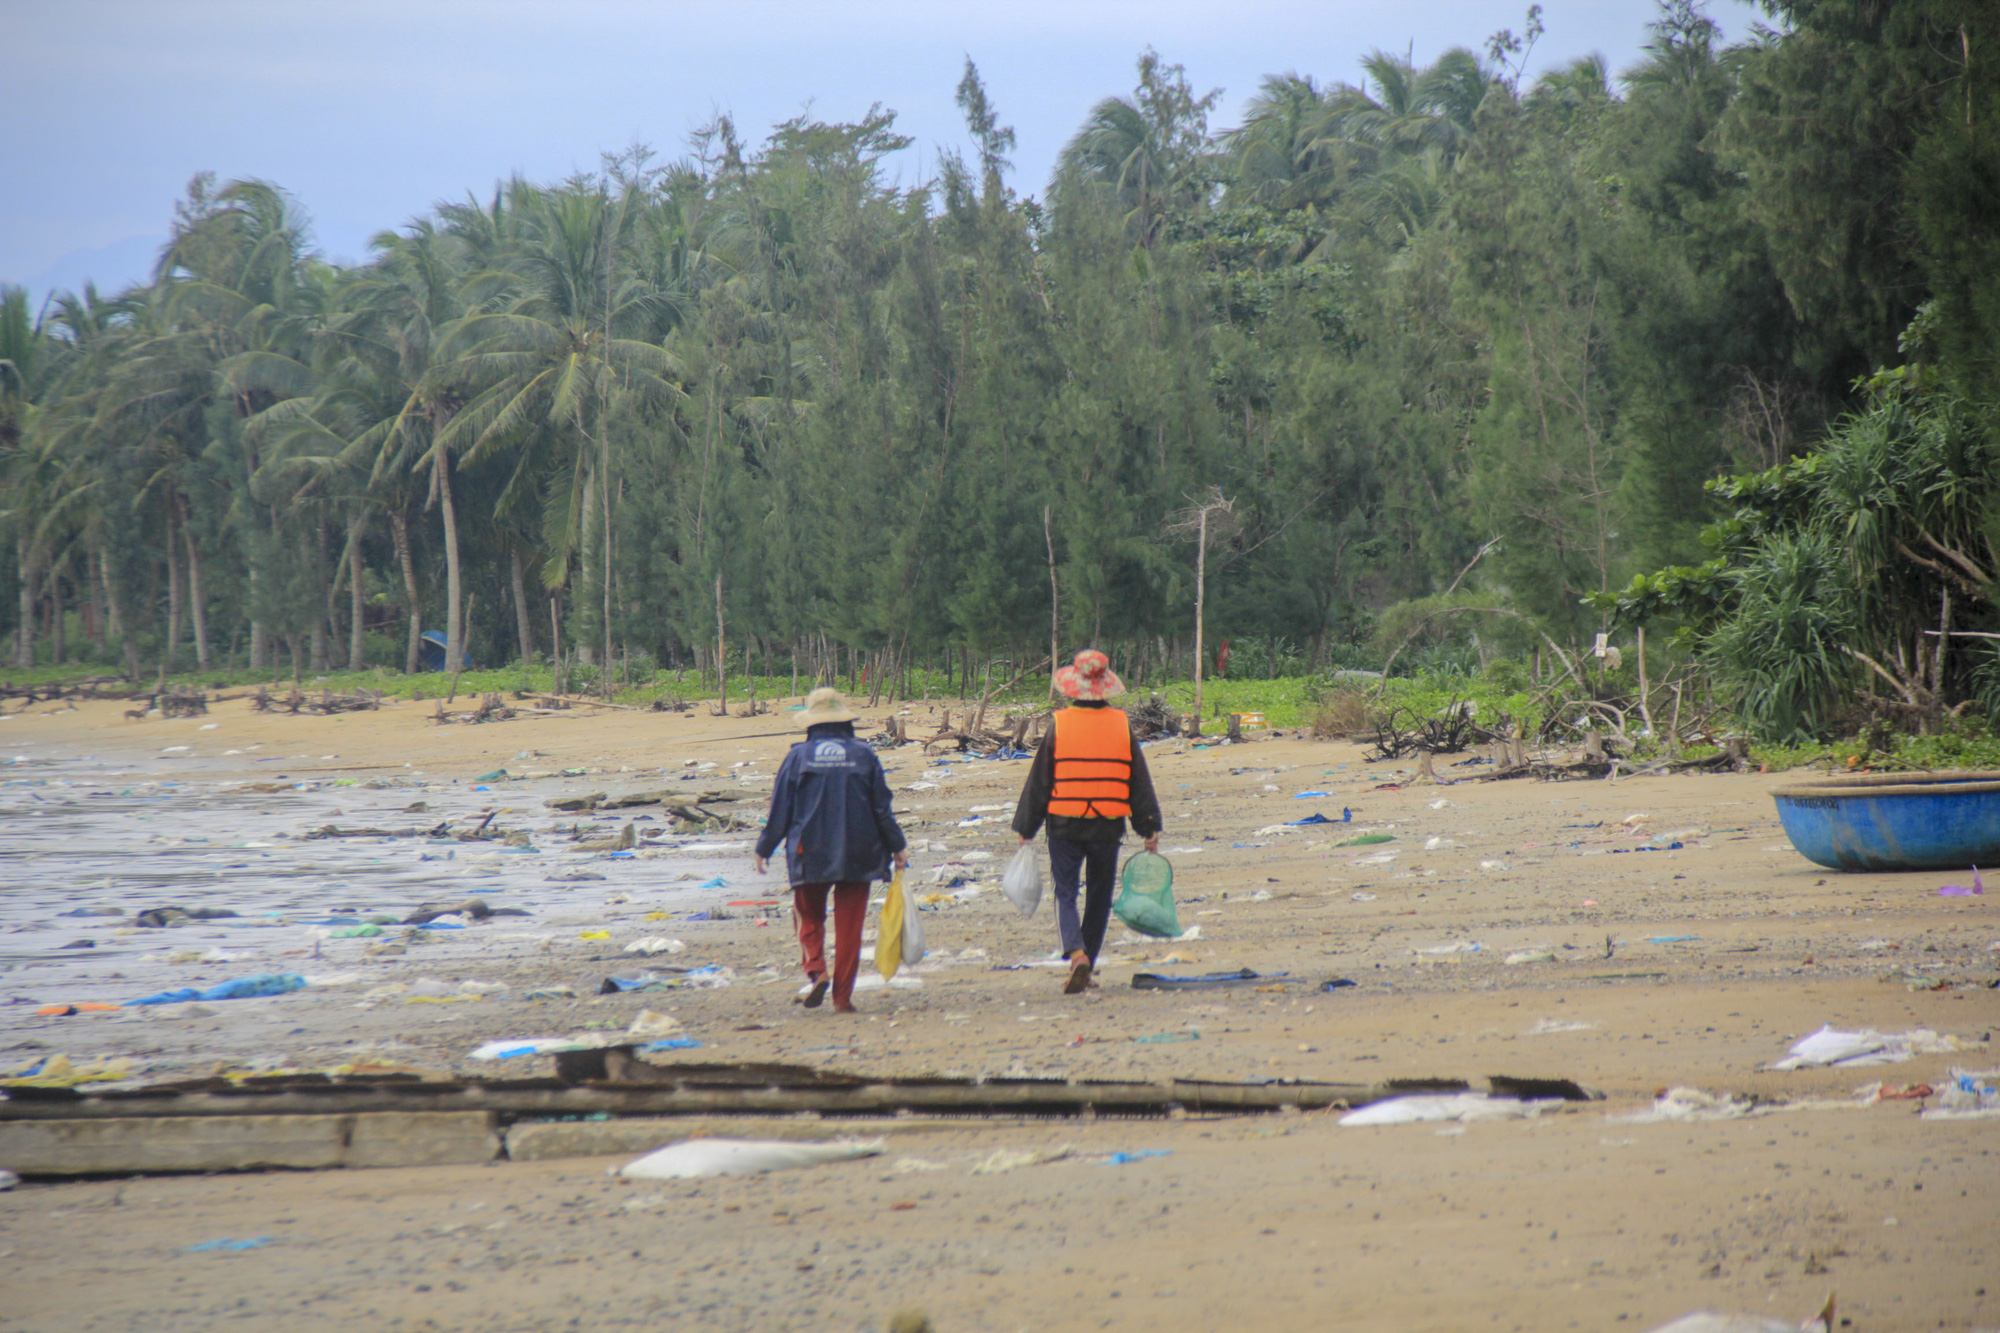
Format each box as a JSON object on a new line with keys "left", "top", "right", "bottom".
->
{"left": 1772, "top": 770, "right": 2000, "bottom": 872}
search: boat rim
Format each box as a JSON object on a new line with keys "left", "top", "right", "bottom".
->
{"left": 1771, "top": 769, "right": 2000, "bottom": 800}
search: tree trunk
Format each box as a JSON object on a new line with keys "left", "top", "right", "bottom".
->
{"left": 391, "top": 511, "right": 421, "bottom": 675}
{"left": 308, "top": 519, "right": 330, "bottom": 674}
{"left": 715, "top": 574, "right": 727, "bottom": 714}
{"left": 602, "top": 437, "right": 614, "bottom": 681}
{"left": 50, "top": 575, "right": 66, "bottom": 666}
{"left": 185, "top": 521, "right": 211, "bottom": 671}
{"left": 102, "top": 559, "right": 141, "bottom": 679}
{"left": 511, "top": 548, "right": 536, "bottom": 664}
{"left": 435, "top": 449, "right": 463, "bottom": 672}
{"left": 86, "top": 548, "right": 105, "bottom": 656}
{"left": 347, "top": 510, "right": 367, "bottom": 671}
{"left": 164, "top": 502, "right": 184, "bottom": 674}
{"left": 1190, "top": 509, "right": 1207, "bottom": 736}
{"left": 1044, "top": 504, "right": 1061, "bottom": 699}
{"left": 15, "top": 534, "right": 35, "bottom": 668}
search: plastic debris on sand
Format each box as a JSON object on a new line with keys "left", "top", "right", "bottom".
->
{"left": 624, "top": 937, "right": 687, "bottom": 956}
{"left": 1609, "top": 1086, "right": 1878, "bottom": 1124}
{"left": 0, "top": 1053, "right": 139, "bottom": 1089}
{"left": 971, "top": 1145, "right": 1072, "bottom": 1175}
{"left": 1767, "top": 1025, "right": 1960, "bottom": 1070}
{"left": 185, "top": 1238, "right": 274, "bottom": 1253}
{"left": 1939, "top": 867, "right": 1984, "bottom": 897}
{"left": 1644, "top": 1298, "right": 1834, "bottom": 1333}
{"left": 125, "top": 973, "right": 307, "bottom": 1006}
{"left": 1338, "top": 1094, "right": 1567, "bottom": 1127}
{"left": 619, "top": 1138, "right": 884, "bottom": 1180}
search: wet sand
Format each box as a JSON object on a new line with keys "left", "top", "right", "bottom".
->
{"left": 1, "top": 694, "right": 1995, "bottom": 1332}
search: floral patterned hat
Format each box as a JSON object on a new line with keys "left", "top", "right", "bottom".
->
{"left": 1054, "top": 649, "right": 1125, "bottom": 701}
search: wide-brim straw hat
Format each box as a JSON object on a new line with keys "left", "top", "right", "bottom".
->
{"left": 798, "top": 686, "right": 859, "bottom": 727}
{"left": 1055, "top": 649, "right": 1125, "bottom": 701}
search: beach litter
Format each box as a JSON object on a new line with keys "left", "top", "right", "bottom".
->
{"left": 184, "top": 1238, "right": 274, "bottom": 1253}
{"left": 1645, "top": 1296, "right": 1834, "bottom": 1333}
{"left": 0, "top": 1054, "right": 139, "bottom": 1089}
{"left": 1131, "top": 968, "right": 1293, "bottom": 990}
{"left": 1338, "top": 1094, "right": 1567, "bottom": 1127}
{"left": 1939, "top": 867, "right": 1984, "bottom": 897}
{"left": 971, "top": 1145, "right": 1071, "bottom": 1175}
{"left": 1766, "top": 1025, "right": 1961, "bottom": 1069}
{"left": 619, "top": 1138, "right": 883, "bottom": 1180}
{"left": 624, "top": 937, "right": 687, "bottom": 956}
{"left": 1920, "top": 1068, "right": 2000, "bottom": 1120}
{"left": 126, "top": 973, "right": 307, "bottom": 1006}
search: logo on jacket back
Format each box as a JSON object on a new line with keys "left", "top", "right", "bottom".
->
{"left": 809, "top": 740, "right": 852, "bottom": 767}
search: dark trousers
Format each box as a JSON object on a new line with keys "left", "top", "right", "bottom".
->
{"left": 1048, "top": 836, "right": 1120, "bottom": 963}
{"left": 793, "top": 881, "right": 868, "bottom": 1006}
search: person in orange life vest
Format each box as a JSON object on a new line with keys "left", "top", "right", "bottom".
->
{"left": 755, "top": 687, "right": 907, "bottom": 1013}
{"left": 1011, "top": 649, "right": 1163, "bottom": 995}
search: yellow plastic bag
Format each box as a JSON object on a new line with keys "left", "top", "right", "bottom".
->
{"left": 877, "top": 869, "right": 908, "bottom": 982}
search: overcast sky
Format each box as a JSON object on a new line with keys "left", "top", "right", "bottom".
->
{"left": 2, "top": 0, "right": 1756, "bottom": 305}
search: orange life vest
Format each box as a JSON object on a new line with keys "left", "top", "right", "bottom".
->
{"left": 1048, "top": 705, "right": 1134, "bottom": 818}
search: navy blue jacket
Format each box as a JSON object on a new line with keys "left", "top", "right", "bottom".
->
{"left": 756, "top": 722, "right": 907, "bottom": 885}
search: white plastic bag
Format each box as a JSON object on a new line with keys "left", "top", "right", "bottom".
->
{"left": 901, "top": 887, "right": 926, "bottom": 965}
{"left": 1001, "top": 843, "right": 1042, "bottom": 917}
{"left": 619, "top": 1137, "right": 884, "bottom": 1180}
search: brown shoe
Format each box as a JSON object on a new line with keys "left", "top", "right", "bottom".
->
{"left": 1064, "top": 956, "right": 1093, "bottom": 995}
{"left": 796, "top": 977, "right": 829, "bottom": 1009}
{"left": 832, "top": 1000, "right": 857, "bottom": 1014}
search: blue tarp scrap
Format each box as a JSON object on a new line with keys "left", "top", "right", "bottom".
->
{"left": 127, "top": 973, "right": 307, "bottom": 1006}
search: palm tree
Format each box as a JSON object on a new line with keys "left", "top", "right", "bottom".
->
{"left": 1331, "top": 48, "right": 1495, "bottom": 167}
{"left": 104, "top": 175, "right": 324, "bottom": 672}
{"left": 1219, "top": 74, "right": 1348, "bottom": 210}
{"left": 338, "top": 221, "right": 477, "bottom": 672}
{"left": 1055, "top": 50, "right": 1221, "bottom": 243}
{"left": 434, "top": 173, "right": 688, "bottom": 673}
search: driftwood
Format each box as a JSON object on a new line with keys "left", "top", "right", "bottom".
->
{"left": 1367, "top": 699, "right": 1496, "bottom": 760}
{"left": 0, "top": 676, "right": 140, "bottom": 703}
{"left": 518, "top": 692, "right": 640, "bottom": 712}
{"left": 429, "top": 693, "right": 515, "bottom": 725}
{"left": 546, "top": 787, "right": 754, "bottom": 814}
{"left": 570, "top": 822, "right": 636, "bottom": 852}
{"left": 1126, "top": 695, "right": 1183, "bottom": 741}
{"left": 253, "top": 686, "right": 382, "bottom": 716}
{"left": 916, "top": 707, "right": 1045, "bottom": 757}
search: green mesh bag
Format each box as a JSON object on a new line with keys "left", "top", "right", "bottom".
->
{"left": 1113, "top": 851, "right": 1181, "bottom": 938}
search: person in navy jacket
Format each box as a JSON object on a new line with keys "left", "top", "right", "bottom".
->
{"left": 755, "top": 688, "right": 907, "bottom": 1012}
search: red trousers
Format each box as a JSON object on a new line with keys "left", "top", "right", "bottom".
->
{"left": 792, "top": 882, "right": 868, "bottom": 1006}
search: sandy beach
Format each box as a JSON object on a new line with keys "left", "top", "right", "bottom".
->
{"left": 1, "top": 693, "right": 1995, "bottom": 1332}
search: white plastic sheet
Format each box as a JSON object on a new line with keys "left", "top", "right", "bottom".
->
{"left": 1338, "top": 1094, "right": 1563, "bottom": 1127}
{"left": 1767, "top": 1024, "right": 1959, "bottom": 1070}
{"left": 618, "top": 1137, "right": 884, "bottom": 1180}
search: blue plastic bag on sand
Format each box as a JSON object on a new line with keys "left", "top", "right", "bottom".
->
{"left": 128, "top": 973, "right": 307, "bottom": 1006}
{"left": 1112, "top": 853, "right": 1181, "bottom": 938}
